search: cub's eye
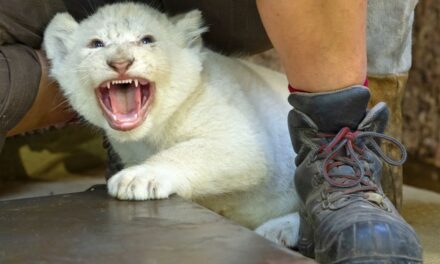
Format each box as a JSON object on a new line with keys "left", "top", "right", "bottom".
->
{"left": 141, "top": 35, "right": 155, "bottom": 45}
{"left": 89, "top": 39, "right": 105, "bottom": 48}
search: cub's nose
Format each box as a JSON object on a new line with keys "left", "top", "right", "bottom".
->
{"left": 107, "top": 59, "right": 134, "bottom": 74}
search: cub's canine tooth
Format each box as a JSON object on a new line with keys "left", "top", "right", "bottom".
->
{"left": 134, "top": 79, "right": 139, "bottom": 87}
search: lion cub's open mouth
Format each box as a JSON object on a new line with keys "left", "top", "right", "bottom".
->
{"left": 95, "top": 78, "right": 154, "bottom": 131}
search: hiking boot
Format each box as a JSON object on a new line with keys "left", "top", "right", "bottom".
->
{"left": 288, "top": 86, "right": 422, "bottom": 263}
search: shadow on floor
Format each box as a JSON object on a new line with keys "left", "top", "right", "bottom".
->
{"left": 404, "top": 156, "right": 440, "bottom": 193}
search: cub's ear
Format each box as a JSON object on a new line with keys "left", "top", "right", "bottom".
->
{"left": 173, "top": 10, "right": 208, "bottom": 48}
{"left": 43, "top": 13, "right": 78, "bottom": 67}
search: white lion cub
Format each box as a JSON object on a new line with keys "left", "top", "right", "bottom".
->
{"left": 43, "top": 3, "right": 300, "bottom": 246}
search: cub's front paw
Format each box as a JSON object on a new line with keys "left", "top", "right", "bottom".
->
{"left": 107, "top": 165, "right": 175, "bottom": 200}
{"left": 255, "top": 213, "right": 300, "bottom": 248}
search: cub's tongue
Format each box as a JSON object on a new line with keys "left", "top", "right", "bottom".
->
{"left": 109, "top": 85, "right": 141, "bottom": 115}
{"left": 97, "top": 80, "right": 152, "bottom": 131}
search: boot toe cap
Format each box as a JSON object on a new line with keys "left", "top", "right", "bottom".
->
{"left": 316, "top": 214, "right": 423, "bottom": 263}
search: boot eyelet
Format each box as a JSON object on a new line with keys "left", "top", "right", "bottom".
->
{"left": 311, "top": 174, "right": 321, "bottom": 187}
{"left": 310, "top": 153, "right": 318, "bottom": 162}
{"left": 321, "top": 200, "right": 329, "bottom": 209}
{"left": 306, "top": 156, "right": 317, "bottom": 168}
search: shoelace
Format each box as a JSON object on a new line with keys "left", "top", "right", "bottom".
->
{"left": 316, "top": 127, "right": 407, "bottom": 190}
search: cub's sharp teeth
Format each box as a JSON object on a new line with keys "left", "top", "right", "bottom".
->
{"left": 134, "top": 79, "right": 139, "bottom": 87}
{"left": 109, "top": 79, "right": 138, "bottom": 86}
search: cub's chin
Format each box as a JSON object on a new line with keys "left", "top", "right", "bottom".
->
{"left": 95, "top": 77, "right": 155, "bottom": 132}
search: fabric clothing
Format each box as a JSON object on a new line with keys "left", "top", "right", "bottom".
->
{"left": 0, "top": 0, "right": 65, "bottom": 150}
{"left": 367, "top": 0, "right": 419, "bottom": 74}
{"left": 0, "top": 45, "right": 41, "bottom": 134}
{"left": 63, "top": 0, "right": 271, "bottom": 54}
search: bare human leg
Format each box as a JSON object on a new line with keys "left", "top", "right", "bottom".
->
{"left": 256, "top": 0, "right": 367, "bottom": 92}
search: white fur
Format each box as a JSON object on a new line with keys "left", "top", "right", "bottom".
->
{"left": 43, "top": 3, "right": 300, "bottom": 245}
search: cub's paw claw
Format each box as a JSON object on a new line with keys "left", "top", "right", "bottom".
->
{"left": 107, "top": 165, "right": 174, "bottom": 200}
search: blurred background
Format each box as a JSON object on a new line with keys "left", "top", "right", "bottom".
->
{"left": 401, "top": 0, "right": 440, "bottom": 193}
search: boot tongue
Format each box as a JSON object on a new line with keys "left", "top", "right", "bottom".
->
{"left": 288, "top": 86, "right": 370, "bottom": 133}
{"left": 358, "top": 102, "right": 389, "bottom": 133}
